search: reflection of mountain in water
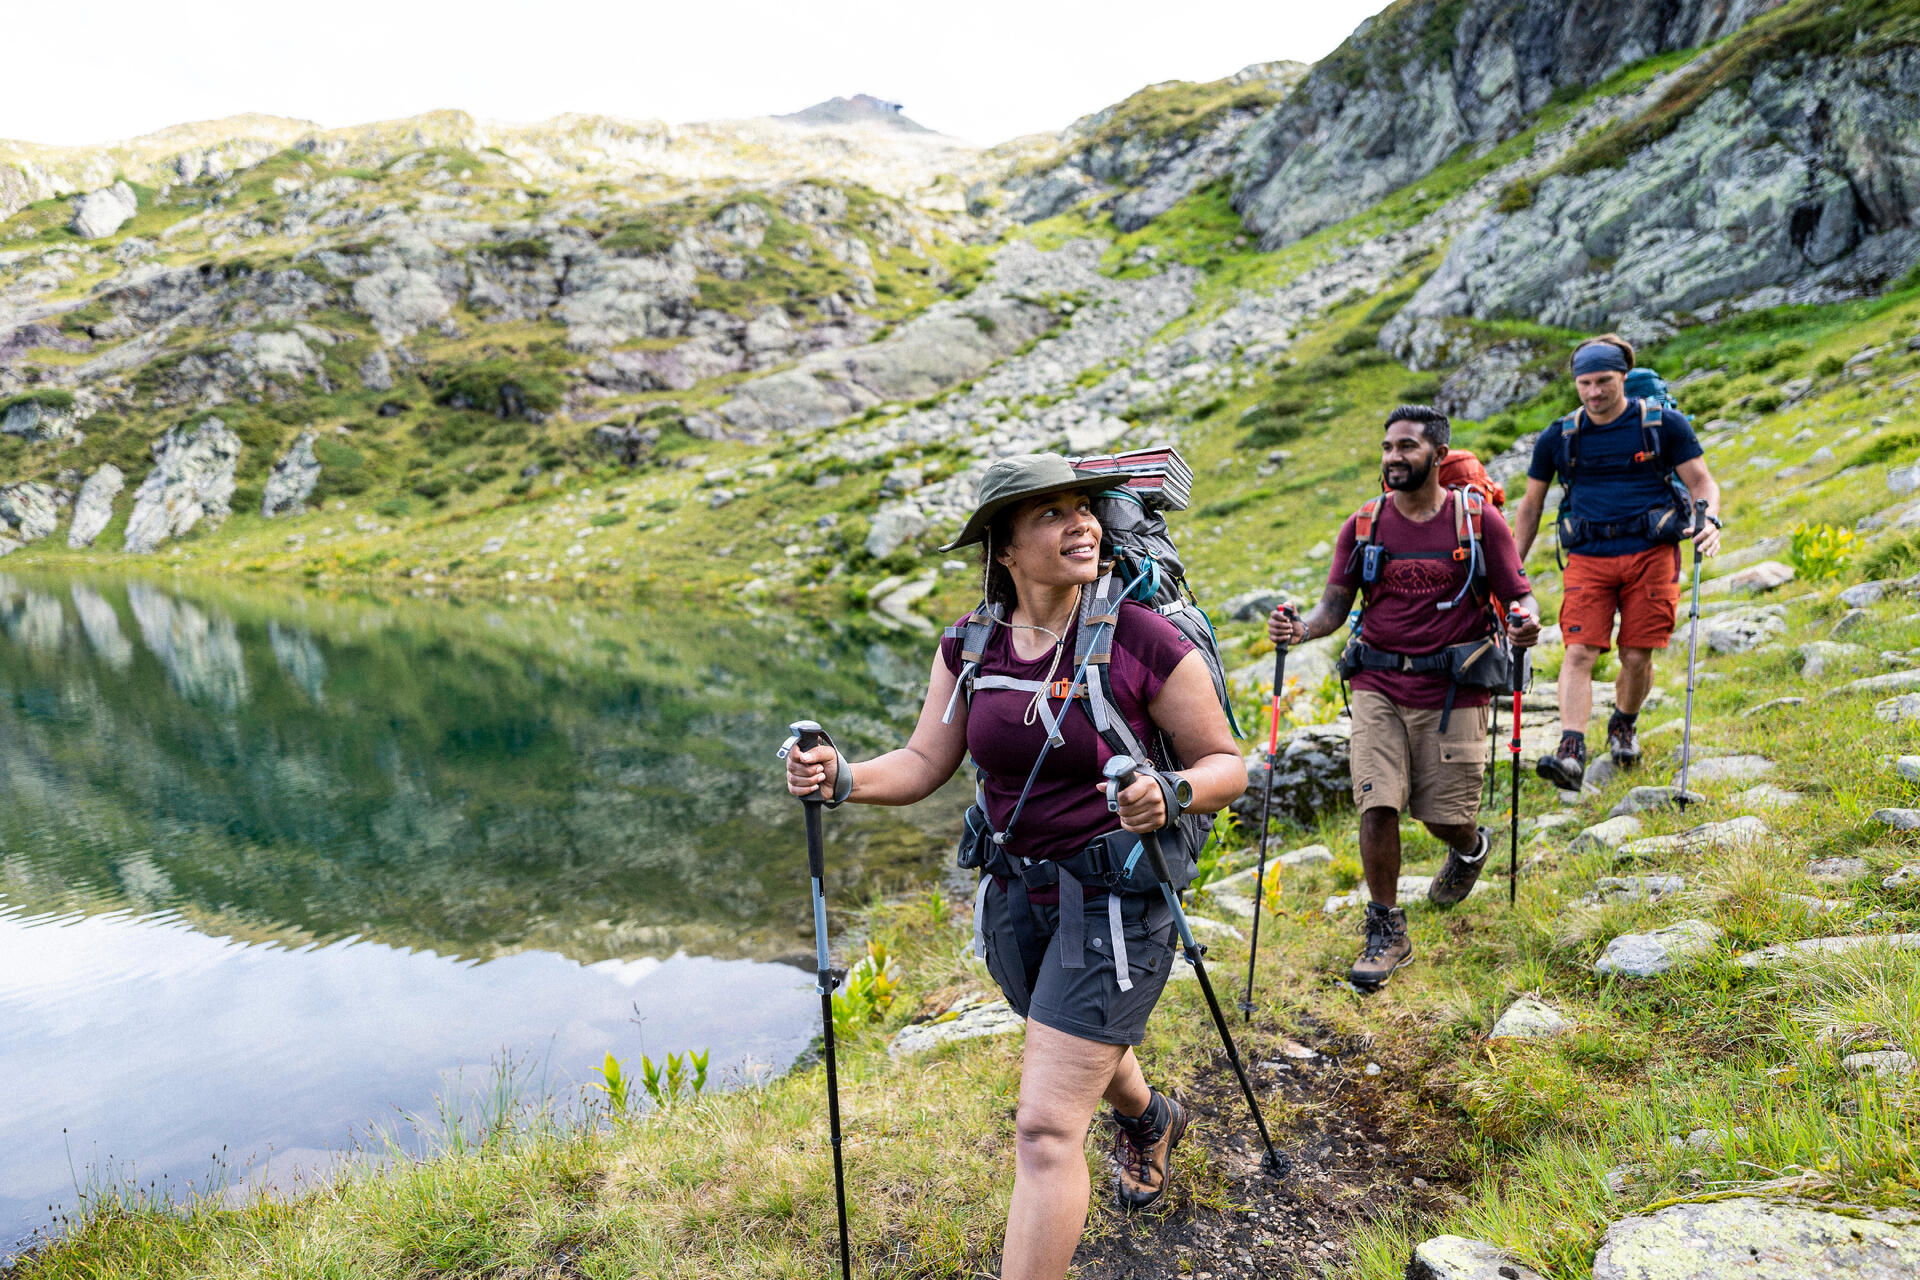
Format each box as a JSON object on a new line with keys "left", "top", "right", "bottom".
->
{"left": 0, "top": 575, "right": 958, "bottom": 963}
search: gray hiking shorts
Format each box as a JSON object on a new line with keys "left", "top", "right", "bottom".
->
{"left": 976, "top": 876, "right": 1179, "bottom": 1046}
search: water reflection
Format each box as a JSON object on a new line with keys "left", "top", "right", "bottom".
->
{"left": 0, "top": 574, "right": 961, "bottom": 1250}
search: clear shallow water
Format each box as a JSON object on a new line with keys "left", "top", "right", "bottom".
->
{"left": 0, "top": 574, "right": 956, "bottom": 1250}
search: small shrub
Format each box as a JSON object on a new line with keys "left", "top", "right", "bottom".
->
{"left": 1334, "top": 326, "right": 1383, "bottom": 355}
{"left": 1749, "top": 389, "right": 1784, "bottom": 414}
{"left": 589, "top": 512, "right": 625, "bottom": 528}
{"left": 1495, "top": 179, "right": 1535, "bottom": 213}
{"left": 829, "top": 941, "right": 901, "bottom": 1040}
{"left": 1858, "top": 533, "right": 1920, "bottom": 582}
{"left": 1397, "top": 379, "right": 1442, "bottom": 402}
{"left": 375, "top": 498, "right": 412, "bottom": 518}
{"left": 1329, "top": 853, "right": 1362, "bottom": 891}
{"left": 1744, "top": 341, "right": 1806, "bottom": 373}
{"left": 603, "top": 221, "right": 676, "bottom": 255}
{"left": 1851, "top": 429, "right": 1920, "bottom": 467}
{"left": 1816, "top": 354, "right": 1846, "bottom": 378}
{"left": 968, "top": 312, "right": 997, "bottom": 335}
{"left": 1192, "top": 397, "right": 1227, "bottom": 419}
{"left": 411, "top": 476, "right": 451, "bottom": 500}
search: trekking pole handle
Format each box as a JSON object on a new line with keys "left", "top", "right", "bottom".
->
{"left": 784, "top": 719, "right": 828, "bottom": 879}
{"left": 1691, "top": 498, "right": 1709, "bottom": 543}
{"left": 1104, "top": 755, "right": 1175, "bottom": 886}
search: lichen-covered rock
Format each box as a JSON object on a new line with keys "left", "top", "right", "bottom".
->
{"left": 261, "top": 431, "right": 321, "bottom": 517}
{"left": 1620, "top": 815, "right": 1769, "bottom": 857}
{"left": 1489, "top": 995, "right": 1569, "bottom": 1040}
{"left": 1590, "top": 1197, "right": 1920, "bottom": 1279}
{"left": 70, "top": 180, "right": 138, "bottom": 239}
{"left": 1570, "top": 814, "right": 1643, "bottom": 853}
{"left": 2, "top": 397, "right": 81, "bottom": 443}
{"left": 352, "top": 267, "right": 456, "bottom": 343}
{"left": 1737, "top": 934, "right": 1920, "bottom": 969}
{"left": 1406, "top": 1234, "right": 1545, "bottom": 1280}
{"left": 865, "top": 503, "right": 929, "bottom": 559}
{"left": 0, "top": 482, "right": 69, "bottom": 543}
{"left": 1595, "top": 919, "right": 1722, "bottom": 977}
{"left": 1230, "top": 721, "right": 1352, "bottom": 828}
{"left": 1800, "top": 641, "right": 1867, "bottom": 680}
{"left": 887, "top": 996, "right": 1023, "bottom": 1058}
{"left": 67, "top": 465, "right": 124, "bottom": 548}
{"left": 1434, "top": 342, "right": 1555, "bottom": 421}
{"left": 124, "top": 418, "right": 241, "bottom": 553}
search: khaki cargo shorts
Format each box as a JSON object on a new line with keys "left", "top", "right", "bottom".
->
{"left": 1348, "top": 689, "right": 1490, "bottom": 824}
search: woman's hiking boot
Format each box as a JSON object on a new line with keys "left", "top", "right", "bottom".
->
{"left": 1348, "top": 902, "right": 1412, "bottom": 990}
{"left": 1607, "top": 711, "right": 1642, "bottom": 768}
{"left": 1110, "top": 1089, "right": 1188, "bottom": 1212}
{"left": 1426, "top": 826, "right": 1490, "bottom": 906}
{"left": 1536, "top": 732, "right": 1587, "bottom": 791}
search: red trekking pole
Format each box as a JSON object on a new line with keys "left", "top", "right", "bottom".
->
{"left": 1506, "top": 605, "right": 1530, "bottom": 905}
{"left": 1242, "top": 604, "right": 1295, "bottom": 1021}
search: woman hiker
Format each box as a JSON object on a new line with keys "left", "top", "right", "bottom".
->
{"left": 783, "top": 454, "right": 1246, "bottom": 1280}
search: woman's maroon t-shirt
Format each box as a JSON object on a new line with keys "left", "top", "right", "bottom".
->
{"left": 940, "top": 601, "right": 1194, "bottom": 893}
{"left": 1327, "top": 491, "right": 1532, "bottom": 709}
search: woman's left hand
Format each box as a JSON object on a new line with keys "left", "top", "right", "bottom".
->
{"left": 1097, "top": 775, "right": 1168, "bottom": 834}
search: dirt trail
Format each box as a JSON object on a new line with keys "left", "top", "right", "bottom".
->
{"left": 1071, "top": 1023, "right": 1454, "bottom": 1279}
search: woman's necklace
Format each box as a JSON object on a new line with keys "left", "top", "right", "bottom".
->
{"left": 1003, "top": 585, "right": 1081, "bottom": 728}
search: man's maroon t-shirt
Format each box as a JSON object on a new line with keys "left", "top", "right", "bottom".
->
{"left": 940, "top": 602, "right": 1194, "bottom": 897}
{"left": 1327, "top": 491, "right": 1532, "bottom": 710}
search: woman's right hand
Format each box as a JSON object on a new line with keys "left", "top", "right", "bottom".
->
{"left": 786, "top": 744, "right": 839, "bottom": 798}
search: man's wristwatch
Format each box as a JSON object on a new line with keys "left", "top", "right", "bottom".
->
{"left": 1168, "top": 773, "right": 1194, "bottom": 813}
{"left": 1704, "top": 513, "right": 1723, "bottom": 529}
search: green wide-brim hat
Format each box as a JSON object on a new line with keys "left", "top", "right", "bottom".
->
{"left": 938, "top": 453, "right": 1109, "bottom": 552}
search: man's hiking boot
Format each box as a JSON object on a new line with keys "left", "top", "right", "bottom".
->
{"left": 1607, "top": 712, "right": 1642, "bottom": 769}
{"left": 1110, "top": 1089, "right": 1188, "bottom": 1212}
{"left": 1427, "top": 826, "right": 1490, "bottom": 907}
{"left": 1536, "top": 733, "right": 1588, "bottom": 791}
{"left": 1348, "top": 902, "right": 1412, "bottom": 990}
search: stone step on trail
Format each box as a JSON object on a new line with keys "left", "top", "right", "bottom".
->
{"left": 1586, "top": 874, "right": 1685, "bottom": 903}
{"left": 1590, "top": 1197, "right": 1920, "bottom": 1279}
{"left": 1734, "top": 784, "right": 1803, "bottom": 809}
{"left": 1488, "top": 994, "right": 1569, "bottom": 1040}
{"left": 1668, "top": 753, "right": 1775, "bottom": 787}
{"left": 1569, "top": 814, "right": 1642, "bottom": 853}
{"left": 1843, "top": 1049, "right": 1916, "bottom": 1079}
{"left": 1736, "top": 933, "right": 1920, "bottom": 968}
{"left": 1611, "top": 785, "right": 1706, "bottom": 816}
{"left": 1808, "top": 856, "right": 1872, "bottom": 884}
{"left": 1617, "top": 815, "right": 1769, "bottom": 858}
{"left": 1884, "top": 864, "right": 1920, "bottom": 889}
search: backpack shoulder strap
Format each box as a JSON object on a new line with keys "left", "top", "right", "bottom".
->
{"left": 1635, "top": 397, "right": 1663, "bottom": 466}
{"left": 1353, "top": 494, "right": 1387, "bottom": 545}
{"left": 941, "top": 600, "right": 1004, "bottom": 725}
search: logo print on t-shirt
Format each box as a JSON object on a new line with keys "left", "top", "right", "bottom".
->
{"left": 1383, "top": 558, "right": 1461, "bottom": 597}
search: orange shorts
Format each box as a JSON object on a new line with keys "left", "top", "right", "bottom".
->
{"left": 1558, "top": 546, "right": 1682, "bottom": 652}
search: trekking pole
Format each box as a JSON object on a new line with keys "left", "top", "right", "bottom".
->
{"left": 1676, "top": 500, "right": 1709, "bottom": 810}
{"left": 1506, "top": 605, "right": 1530, "bottom": 906}
{"left": 777, "top": 719, "right": 853, "bottom": 1280}
{"left": 1104, "top": 755, "right": 1290, "bottom": 1179}
{"left": 1241, "top": 605, "right": 1295, "bottom": 1022}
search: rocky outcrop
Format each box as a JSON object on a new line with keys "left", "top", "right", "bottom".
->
{"left": 1229, "top": 721, "right": 1351, "bottom": 828}
{"left": 1591, "top": 1198, "right": 1920, "bottom": 1279}
{"left": 1232, "top": 0, "right": 1782, "bottom": 250}
{"left": 67, "top": 465, "right": 124, "bottom": 548}
{"left": 124, "top": 418, "right": 241, "bottom": 553}
{"left": 1433, "top": 342, "right": 1555, "bottom": 420}
{"left": 1391, "top": 38, "right": 1920, "bottom": 338}
{"left": 1407, "top": 1236, "right": 1545, "bottom": 1280}
{"left": 261, "top": 432, "right": 321, "bottom": 517}
{"left": 989, "top": 64, "right": 1305, "bottom": 231}
{"left": 2, "top": 396, "right": 83, "bottom": 443}
{"left": 0, "top": 482, "right": 69, "bottom": 543}
{"left": 70, "top": 181, "right": 139, "bottom": 239}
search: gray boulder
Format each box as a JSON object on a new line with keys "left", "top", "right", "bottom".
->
{"left": 1610, "top": 786, "right": 1704, "bottom": 816}
{"left": 1800, "top": 641, "right": 1867, "bottom": 680}
{"left": 353, "top": 267, "right": 455, "bottom": 343}
{"left": 124, "top": 418, "right": 242, "bottom": 553}
{"left": 1489, "top": 995, "right": 1569, "bottom": 1040}
{"left": 1877, "top": 693, "right": 1920, "bottom": 723}
{"left": 1590, "top": 1197, "right": 1920, "bottom": 1279}
{"left": 2, "top": 397, "right": 80, "bottom": 443}
{"left": 67, "top": 465, "right": 124, "bottom": 548}
{"left": 1434, "top": 343, "right": 1554, "bottom": 421}
{"left": 357, "top": 347, "right": 394, "bottom": 391}
{"left": 865, "top": 504, "right": 929, "bottom": 559}
{"left": 1406, "top": 1235, "right": 1545, "bottom": 1280}
{"left": 1737, "top": 934, "right": 1920, "bottom": 969}
{"left": 261, "top": 432, "right": 321, "bottom": 518}
{"left": 887, "top": 996, "right": 1023, "bottom": 1059}
{"left": 1594, "top": 919, "right": 1722, "bottom": 978}
{"left": 0, "top": 482, "right": 69, "bottom": 543}
{"left": 70, "top": 181, "right": 138, "bottom": 239}
{"left": 1569, "top": 815, "right": 1643, "bottom": 853}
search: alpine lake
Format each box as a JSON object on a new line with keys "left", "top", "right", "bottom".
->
{"left": 0, "top": 572, "right": 963, "bottom": 1252}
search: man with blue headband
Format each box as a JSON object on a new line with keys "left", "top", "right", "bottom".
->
{"left": 1511, "top": 334, "right": 1722, "bottom": 790}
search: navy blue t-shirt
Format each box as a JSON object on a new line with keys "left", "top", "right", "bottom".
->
{"left": 1528, "top": 400, "right": 1704, "bottom": 557}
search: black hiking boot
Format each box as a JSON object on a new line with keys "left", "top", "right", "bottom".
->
{"left": 1536, "top": 732, "right": 1588, "bottom": 791}
{"left": 1110, "top": 1089, "right": 1188, "bottom": 1212}
{"left": 1348, "top": 902, "right": 1413, "bottom": 990}
{"left": 1607, "top": 712, "right": 1642, "bottom": 769}
{"left": 1427, "top": 826, "right": 1491, "bottom": 907}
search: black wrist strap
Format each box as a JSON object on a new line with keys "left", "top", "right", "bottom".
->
{"left": 811, "top": 727, "right": 854, "bottom": 808}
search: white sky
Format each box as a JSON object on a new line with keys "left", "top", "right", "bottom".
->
{"left": 4, "top": 0, "right": 1390, "bottom": 149}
